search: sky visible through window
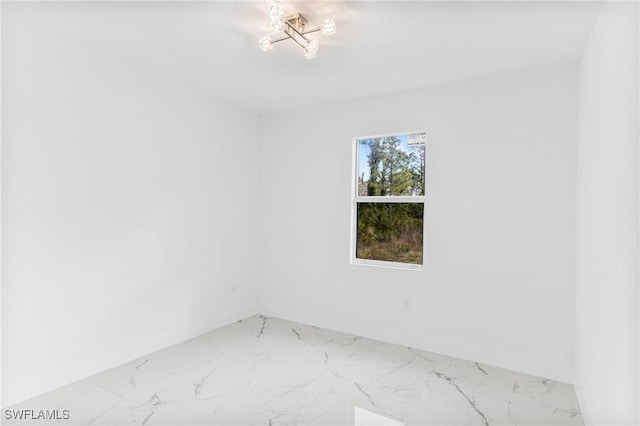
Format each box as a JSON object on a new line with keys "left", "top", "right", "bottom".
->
{"left": 358, "top": 135, "right": 409, "bottom": 182}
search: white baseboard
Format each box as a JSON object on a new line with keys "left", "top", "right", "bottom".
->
{"left": 5, "top": 302, "right": 576, "bottom": 408}
{"left": 2, "top": 303, "right": 258, "bottom": 408}
{"left": 257, "top": 302, "right": 575, "bottom": 384}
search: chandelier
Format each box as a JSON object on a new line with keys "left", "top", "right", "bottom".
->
{"left": 258, "top": 3, "right": 336, "bottom": 59}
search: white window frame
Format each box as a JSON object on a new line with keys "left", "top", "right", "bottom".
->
{"left": 350, "top": 131, "right": 426, "bottom": 271}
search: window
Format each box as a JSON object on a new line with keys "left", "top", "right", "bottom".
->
{"left": 351, "top": 132, "right": 426, "bottom": 269}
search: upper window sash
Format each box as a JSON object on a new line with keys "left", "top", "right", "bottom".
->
{"left": 355, "top": 133, "right": 426, "bottom": 198}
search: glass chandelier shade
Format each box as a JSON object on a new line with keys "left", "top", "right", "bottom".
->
{"left": 258, "top": 36, "right": 273, "bottom": 52}
{"left": 321, "top": 18, "right": 336, "bottom": 36}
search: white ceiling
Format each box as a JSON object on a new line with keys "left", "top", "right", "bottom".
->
{"left": 6, "top": 1, "right": 602, "bottom": 114}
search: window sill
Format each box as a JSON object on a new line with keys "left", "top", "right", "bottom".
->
{"left": 351, "top": 259, "right": 423, "bottom": 271}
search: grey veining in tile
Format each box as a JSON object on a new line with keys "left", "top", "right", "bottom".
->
{"left": 4, "top": 315, "right": 582, "bottom": 425}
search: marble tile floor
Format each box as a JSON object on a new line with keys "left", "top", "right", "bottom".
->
{"left": 4, "top": 315, "right": 582, "bottom": 425}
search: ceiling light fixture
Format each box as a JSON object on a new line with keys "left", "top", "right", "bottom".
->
{"left": 258, "top": 2, "right": 336, "bottom": 60}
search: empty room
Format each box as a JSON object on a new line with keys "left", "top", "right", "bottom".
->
{"left": 1, "top": 0, "right": 638, "bottom": 425}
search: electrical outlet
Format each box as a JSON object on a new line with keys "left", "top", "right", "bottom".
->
{"left": 402, "top": 298, "right": 411, "bottom": 311}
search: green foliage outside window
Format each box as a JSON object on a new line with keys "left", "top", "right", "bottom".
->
{"left": 357, "top": 203, "right": 424, "bottom": 264}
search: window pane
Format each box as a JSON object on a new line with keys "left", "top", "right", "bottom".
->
{"left": 357, "top": 134, "right": 425, "bottom": 196}
{"left": 356, "top": 202, "right": 424, "bottom": 265}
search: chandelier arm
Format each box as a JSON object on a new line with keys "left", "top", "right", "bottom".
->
{"left": 284, "top": 25, "right": 310, "bottom": 49}
{"left": 300, "top": 27, "right": 321, "bottom": 35}
{"left": 284, "top": 21, "right": 310, "bottom": 44}
{"left": 270, "top": 35, "right": 290, "bottom": 44}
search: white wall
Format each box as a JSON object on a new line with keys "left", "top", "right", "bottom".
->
{"left": 9, "top": 2, "right": 635, "bottom": 414}
{"left": 575, "top": 2, "right": 639, "bottom": 425}
{"left": 258, "top": 66, "right": 578, "bottom": 383}
{"left": 1, "top": 4, "right": 259, "bottom": 407}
